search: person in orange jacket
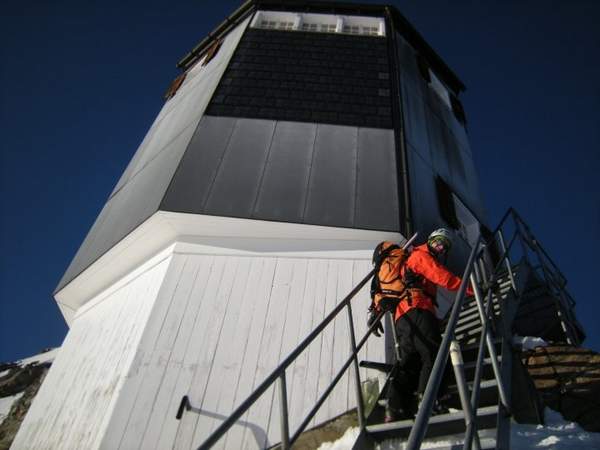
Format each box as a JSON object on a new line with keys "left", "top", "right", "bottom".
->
{"left": 383, "top": 228, "right": 474, "bottom": 421}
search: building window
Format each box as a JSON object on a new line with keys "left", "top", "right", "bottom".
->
{"left": 435, "top": 176, "right": 480, "bottom": 247}
{"left": 450, "top": 94, "right": 467, "bottom": 126}
{"left": 301, "top": 23, "right": 318, "bottom": 32}
{"left": 253, "top": 11, "right": 386, "bottom": 37}
{"left": 261, "top": 20, "right": 277, "bottom": 29}
{"left": 278, "top": 21, "right": 294, "bottom": 30}
{"left": 417, "top": 54, "right": 452, "bottom": 109}
{"left": 362, "top": 26, "right": 379, "bottom": 36}
{"left": 343, "top": 25, "right": 360, "bottom": 34}
{"left": 416, "top": 54, "right": 431, "bottom": 83}
{"left": 429, "top": 70, "right": 451, "bottom": 108}
{"left": 201, "top": 39, "right": 222, "bottom": 66}
{"left": 320, "top": 23, "right": 337, "bottom": 33}
{"left": 163, "top": 72, "right": 187, "bottom": 101}
{"left": 436, "top": 176, "right": 460, "bottom": 230}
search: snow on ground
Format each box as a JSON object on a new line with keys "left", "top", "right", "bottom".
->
{"left": 513, "top": 335, "right": 549, "bottom": 351}
{"left": 512, "top": 408, "right": 600, "bottom": 449}
{"left": 314, "top": 409, "right": 600, "bottom": 450}
{"left": 0, "top": 392, "right": 24, "bottom": 424}
{"left": 317, "top": 427, "right": 360, "bottom": 450}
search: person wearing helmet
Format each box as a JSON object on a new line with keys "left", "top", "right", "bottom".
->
{"left": 383, "top": 228, "right": 474, "bottom": 421}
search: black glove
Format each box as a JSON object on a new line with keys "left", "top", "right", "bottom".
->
{"left": 379, "top": 297, "right": 399, "bottom": 312}
{"left": 367, "top": 310, "right": 384, "bottom": 337}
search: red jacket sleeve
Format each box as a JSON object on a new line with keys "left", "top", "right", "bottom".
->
{"left": 408, "top": 250, "right": 474, "bottom": 296}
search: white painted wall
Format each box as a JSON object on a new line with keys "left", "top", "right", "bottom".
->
{"left": 11, "top": 253, "right": 172, "bottom": 450}
{"left": 19, "top": 235, "right": 389, "bottom": 450}
{"left": 97, "top": 243, "right": 386, "bottom": 450}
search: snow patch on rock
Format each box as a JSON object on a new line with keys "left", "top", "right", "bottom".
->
{"left": 0, "top": 392, "right": 24, "bottom": 424}
{"left": 16, "top": 348, "right": 59, "bottom": 367}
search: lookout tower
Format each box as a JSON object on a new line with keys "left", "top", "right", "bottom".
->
{"left": 14, "top": 2, "right": 581, "bottom": 449}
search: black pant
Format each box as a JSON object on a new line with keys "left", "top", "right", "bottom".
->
{"left": 388, "top": 308, "right": 451, "bottom": 407}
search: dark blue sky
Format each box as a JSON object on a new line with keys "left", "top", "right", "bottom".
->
{"left": 1, "top": 1, "right": 598, "bottom": 362}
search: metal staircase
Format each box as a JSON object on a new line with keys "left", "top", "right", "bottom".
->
{"left": 179, "top": 208, "right": 583, "bottom": 449}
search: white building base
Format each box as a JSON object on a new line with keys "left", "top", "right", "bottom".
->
{"left": 13, "top": 213, "right": 400, "bottom": 449}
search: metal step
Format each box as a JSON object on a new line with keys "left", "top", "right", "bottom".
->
{"left": 460, "top": 338, "right": 502, "bottom": 361}
{"left": 376, "top": 433, "right": 497, "bottom": 450}
{"left": 365, "top": 405, "right": 499, "bottom": 441}
{"left": 446, "top": 379, "right": 499, "bottom": 409}
{"left": 463, "top": 356, "right": 501, "bottom": 380}
{"left": 455, "top": 302, "right": 500, "bottom": 326}
{"left": 453, "top": 325, "right": 483, "bottom": 343}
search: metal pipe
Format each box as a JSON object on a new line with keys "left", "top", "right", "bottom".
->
{"left": 449, "top": 340, "right": 481, "bottom": 450}
{"left": 470, "top": 269, "right": 511, "bottom": 413}
{"left": 346, "top": 303, "right": 366, "bottom": 431}
{"left": 405, "top": 237, "right": 482, "bottom": 450}
{"left": 278, "top": 373, "right": 290, "bottom": 450}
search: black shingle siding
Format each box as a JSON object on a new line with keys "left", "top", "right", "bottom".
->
{"left": 206, "top": 28, "right": 393, "bottom": 129}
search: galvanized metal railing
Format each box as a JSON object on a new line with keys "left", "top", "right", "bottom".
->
{"left": 407, "top": 227, "right": 519, "bottom": 450}
{"left": 492, "top": 208, "right": 582, "bottom": 345}
{"left": 181, "top": 208, "right": 579, "bottom": 450}
{"left": 185, "top": 233, "right": 419, "bottom": 450}
{"left": 407, "top": 208, "right": 582, "bottom": 450}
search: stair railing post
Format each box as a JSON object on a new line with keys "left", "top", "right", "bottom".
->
{"left": 449, "top": 340, "right": 481, "bottom": 450}
{"left": 405, "top": 237, "right": 482, "bottom": 450}
{"left": 346, "top": 302, "right": 366, "bottom": 432}
{"left": 278, "top": 372, "right": 290, "bottom": 450}
{"left": 470, "top": 266, "right": 511, "bottom": 414}
{"left": 470, "top": 286, "right": 493, "bottom": 413}
{"left": 512, "top": 211, "right": 531, "bottom": 266}
{"left": 497, "top": 230, "right": 517, "bottom": 293}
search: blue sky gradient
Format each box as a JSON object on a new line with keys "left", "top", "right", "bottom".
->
{"left": 1, "top": 1, "right": 598, "bottom": 362}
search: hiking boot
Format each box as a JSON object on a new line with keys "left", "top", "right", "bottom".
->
{"left": 384, "top": 404, "right": 406, "bottom": 423}
{"left": 431, "top": 399, "right": 450, "bottom": 415}
{"left": 416, "top": 393, "right": 450, "bottom": 416}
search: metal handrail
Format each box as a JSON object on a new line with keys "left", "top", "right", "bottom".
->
{"left": 406, "top": 235, "right": 485, "bottom": 450}
{"left": 193, "top": 233, "right": 419, "bottom": 449}
{"left": 195, "top": 269, "right": 375, "bottom": 450}
{"left": 492, "top": 208, "right": 581, "bottom": 345}
{"left": 187, "top": 207, "right": 579, "bottom": 450}
{"left": 407, "top": 229, "right": 519, "bottom": 450}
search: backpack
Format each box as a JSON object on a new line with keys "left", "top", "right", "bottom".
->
{"left": 369, "top": 241, "right": 411, "bottom": 313}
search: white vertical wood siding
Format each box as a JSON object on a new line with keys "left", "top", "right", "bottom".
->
{"left": 100, "top": 249, "right": 384, "bottom": 450}
{"left": 11, "top": 255, "right": 172, "bottom": 450}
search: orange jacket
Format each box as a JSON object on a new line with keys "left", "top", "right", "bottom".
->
{"left": 395, "top": 244, "right": 474, "bottom": 321}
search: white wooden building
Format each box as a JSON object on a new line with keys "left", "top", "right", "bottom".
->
{"left": 13, "top": 1, "right": 485, "bottom": 449}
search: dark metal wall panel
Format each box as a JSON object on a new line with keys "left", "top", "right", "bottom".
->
{"left": 160, "top": 116, "right": 237, "bottom": 213}
{"left": 355, "top": 128, "right": 400, "bottom": 230}
{"left": 56, "top": 18, "right": 252, "bottom": 292}
{"left": 206, "top": 28, "right": 393, "bottom": 129}
{"left": 401, "top": 73, "right": 431, "bottom": 166}
{"left": 407, "top": 145, "right": 470, "bottom": 274}
{"left": 252, "top": 121, "right": 317, "bottom": 222}
{"left": 425, "top": 106, "right": 452, "bottom": 183}
{"left": 204, "top": 119, "right": 276, "bottom": 217}
{"left": 162, "top": 116, "right": 400, "bottom": 232}
{"left": 303, "top": 125, "right": 358, "bottom": 227}
{"left": 407, "top": 144, "right": 441, "bottom": 237}
{"left": 57, "top": 127, "right": 195, "bottom": 291}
